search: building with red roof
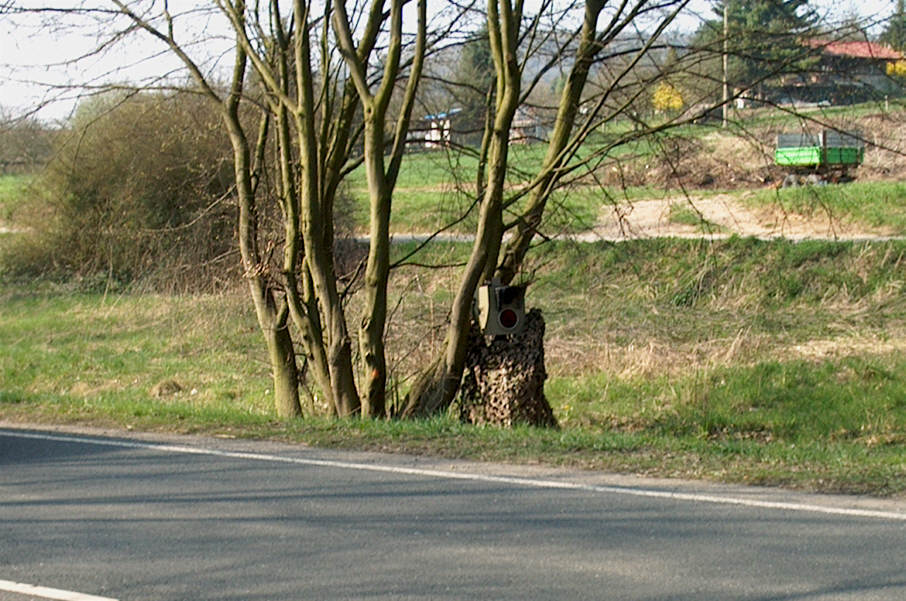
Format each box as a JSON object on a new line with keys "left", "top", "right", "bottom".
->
{"left": 808, "top": 39, "right": 904, "bottom": 61}
{"left": 768, "top": 39, "right": 905, "bottom": 106}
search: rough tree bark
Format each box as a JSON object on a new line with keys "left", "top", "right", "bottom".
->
{"left": 459, "top": 310, "right": 557, "bottom": 428}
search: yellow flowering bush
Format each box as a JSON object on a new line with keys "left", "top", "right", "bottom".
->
{"left": 886, "top": 60, "right": 906, "bottom": 79}
{"left": 652, "top": 82, "right": 684, "bottom": 113}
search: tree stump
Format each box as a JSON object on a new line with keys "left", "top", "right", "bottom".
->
{"left": 458, "top": 309, "right": 558, "bottom": 428}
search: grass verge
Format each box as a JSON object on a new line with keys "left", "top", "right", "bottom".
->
{"left": 745, "top": 180, "right": 906, "bottom": 235}
{"left": 3, "top": 238, "right": 906, "bottom": 497}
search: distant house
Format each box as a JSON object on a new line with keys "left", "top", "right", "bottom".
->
{"left": 771, "top": 40, "right": 905, "bottom": 105}
{"left": 809, "top": 39, "right": 902, "bottom": 67}
{"left": 510, "top": 107, "right": 548, "bottom": 144}
{"left": 423, "top": 109, "right": 462, "bottom": 148}
{"left": 408, "top": 109, "right": 482, "bottom": 150}
{"left": 407, "top": 105, "right": 552, "bottom": 151}
{"left": 810, "top": 40, "right": 902, "bottom": 92}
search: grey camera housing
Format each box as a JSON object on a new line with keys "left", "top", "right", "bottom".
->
{"left": 475, "top": 283, "right": 525, "bottom": 336}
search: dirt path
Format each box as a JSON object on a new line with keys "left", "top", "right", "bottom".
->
{"left": 586, "top": 194, "right": 898, "bottom": 241}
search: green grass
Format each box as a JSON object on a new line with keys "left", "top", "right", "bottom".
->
{"left": 350, "top": 185, "right": 477, "bottom": 233}
{"left": 344, "top": 133, "right": 681, "bottom": 234}
{"left": 0, "top": 174, "right": 29, "bottom": 222}
{"left": 723, "top": 100, "right": 897, "bottom": 131}
{"left": 544, "top": 354, "right": 906, "bottom": 494}
{"left": 4, "top": 238, "right": 906, "bottom": 495}
{"left": 746, "top": 180, "right": 906, "bottom": 234}
{"left": 667, "top": 203, "right": 729, "bottom": 233}
{"left": 0, "top": 289, "right": 276, "bottom": 425}
{"left": 549, "top": 357, "right": 906, "bottom": 444}
{"left": 342, "top": 103, "right": 902, "bottom": 237}
{"left": 5, "top": 103, "right": 906, "bottom": 494}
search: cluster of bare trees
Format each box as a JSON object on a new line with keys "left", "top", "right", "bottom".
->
{"left": 0, "top": 112, "right": 54, "bottom": 174}
{"left": 6, "top": 0, "right": 866, "bottom": 421}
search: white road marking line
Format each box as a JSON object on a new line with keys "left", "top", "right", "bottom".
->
{"left": 0, "top": 579, "right": 117, "bottom": 601}
{"left": 4, "top": 429, "right": 906, "bottom": 522}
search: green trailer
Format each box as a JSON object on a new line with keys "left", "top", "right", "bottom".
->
{"left": 774, "top": 130, "right": 864, "bottom": 182}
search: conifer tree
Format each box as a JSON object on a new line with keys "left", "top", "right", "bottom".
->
{"left": 694, "top": 0, "right": 818, "bottom": 92}
{"left": 881, "top": 0, "right": 906, "bottom": 51}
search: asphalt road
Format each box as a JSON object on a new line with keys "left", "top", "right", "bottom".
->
{"left": 2, "top": 426, "right": 905, "bottom": 601}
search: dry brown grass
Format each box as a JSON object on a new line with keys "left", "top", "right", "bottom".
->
{"left": 377, "top": 234, "right": 906, "bottom": 399}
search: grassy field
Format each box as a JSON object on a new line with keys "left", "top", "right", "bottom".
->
{"left": 341, "top": 104, "right": 906, "bottom": 235}
{"left": 745, "top": 180, "right": 906, "bottom": 235}
{"left": 4, "top": 106, "right": 906, "bottom": 497}
{"left": 4, "top": 237, "right": 906, "bottom": 496}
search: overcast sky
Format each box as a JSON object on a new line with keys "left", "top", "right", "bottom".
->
{"left": 1, "top": 0, "right": 897, "bottom": 123}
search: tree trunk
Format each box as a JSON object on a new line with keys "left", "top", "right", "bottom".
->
{"left": 223, "top": 37, "right": 302, "bottom": 418}
{"left": 358, "top": 147, "right": 391, "bottom": 417}
{"left": 334, "top": 0, "right": 426, "bottom": 418}
{"left": 294, "top": 82, "right": 361, "bottom": 417}
{"left": 399, "top": 141, "right": 509, "bottom": 417}
{"left": 401, "top": 0, "right": 521, "bottom": 416}
{"left": 458, "top": 309, "right": 556, "bottom": 428}
{"left": 496, "top": 0, "right": 604, "bottom": 284}
{"left": 262, "top": 312, "right": 303, "bottom": 418}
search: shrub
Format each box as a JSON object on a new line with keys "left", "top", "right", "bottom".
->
{"left": 652, "top": 82, "right": 684, "bottom": 113}
{"left": 2, "top": 91, "right": 237, "bottom": 291}
{"left": 0, "top": 112, "right": 55, "bottom": 175}
{"left": 886, "top": 60, "right": 906, "bottom": 80}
